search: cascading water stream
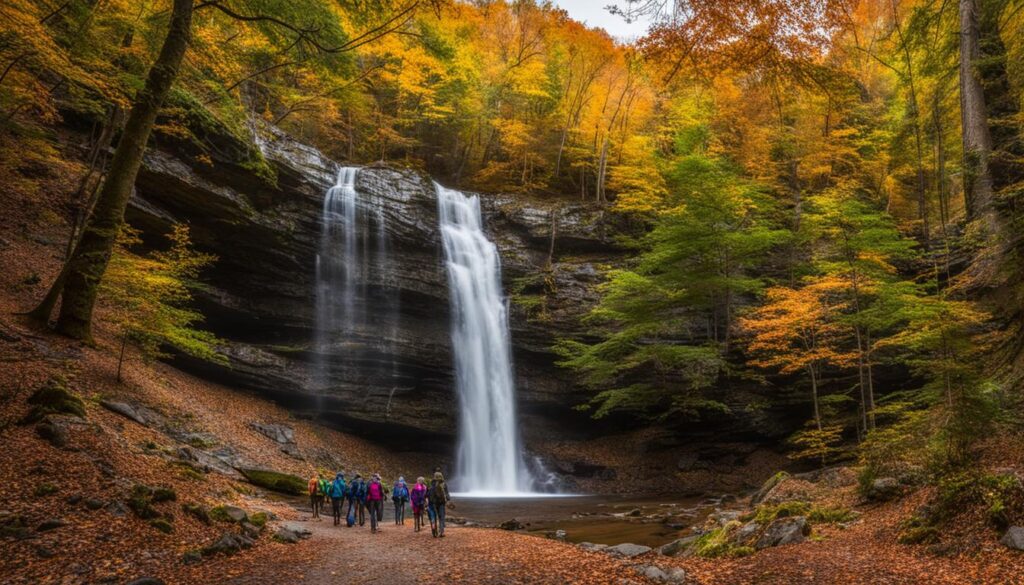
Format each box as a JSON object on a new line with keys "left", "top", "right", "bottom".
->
{"left": 436, "top": 183, "right": 534, "bottom": 495}
{"left": 314, "top": 167, "right": 360, "bottom": 391}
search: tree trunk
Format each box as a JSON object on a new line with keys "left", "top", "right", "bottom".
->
{"left": 116, "top": 331, "right": 128, "bottom": 382}
{"left": 53, "top": 0, "right": 194, "bottom": 341}
{"left": 958, "top": 0, "right": 997, "bottom": 232}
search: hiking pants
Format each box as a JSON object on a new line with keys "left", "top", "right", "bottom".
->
{"left": 393, "top": 499, "right": 405, "bottom": 524}
{"left": 432, "top": 503, "right": 446, "bottom": 536}
{"left": 358, "top": 500, "right": 366, "bottom": 526}
{"left": 331, "top": 497, "right": 344, "bottom": 525}
{"left": 310, "top": 495, "right": 320, "bottom": 518}
{"left": 368, "top": 500, "right": 383, "bottom": 532}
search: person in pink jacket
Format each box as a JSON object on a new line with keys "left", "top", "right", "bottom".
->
{"left": 365, "top": 473, "right": 388, "bottom": 533}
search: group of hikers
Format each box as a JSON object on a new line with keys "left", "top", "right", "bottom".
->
{"left": 307, "top": 469, "right": 453, "bottom": 536}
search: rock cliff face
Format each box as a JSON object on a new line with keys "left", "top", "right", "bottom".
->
{"left": 126, "top": 126, "right": 625, "bottom": 448}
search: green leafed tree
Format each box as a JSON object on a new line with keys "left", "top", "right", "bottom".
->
{"left": 101, "top": 224, "right": 224, "bottom": 381}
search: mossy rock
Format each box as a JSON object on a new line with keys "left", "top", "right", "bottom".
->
{"left": 182, "top": 503, "right": 211, "bottom": 524}
{"left": 128, "top": 485, "right": 160, "bottom": 520}
{"left": 239, "top": 469, "right": 306, "bottom": 495}
{"left": 33, "top": 483, "right": 58, "bottom": 497}
{"left": 149, "top": 518, "right": 174, "bottom": 534}
{"left": 753, "top": 501, "right": 811, "bottom": 524}
{"left": 898, "top": 524, "right": 940, "bottom": 545}
{"left": 249, "top": 512, "right": 268, "bottom": 528}
{"left": 152, "top": 487, "right": 177, "bottom": 503}
{"left": 21, "top": 377, "right": 86, "bottom": 424}
{"left": 752, "top": 471, "right": 790, "bottom": 505}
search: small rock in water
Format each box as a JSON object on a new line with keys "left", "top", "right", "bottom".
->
{"left": 1000, "top": 526, "right": 1024, "bottom": 551}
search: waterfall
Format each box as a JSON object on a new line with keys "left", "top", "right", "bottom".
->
{"left": 436, "top": 183, "right": 534, "bottom": 495}
{"left": 314, "top": 167, "right": 361, "bottom": 389}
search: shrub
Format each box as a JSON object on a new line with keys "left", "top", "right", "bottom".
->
{"left": 149, "top": 518, "right": 173, "bottom": 534}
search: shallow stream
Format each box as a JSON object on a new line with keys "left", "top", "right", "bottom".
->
{"left": 451, "top": 494, "right": 729, "bottom": 547}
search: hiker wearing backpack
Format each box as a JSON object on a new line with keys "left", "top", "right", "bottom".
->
{"left": 366, "top": 473, "right": 387, "bottom": 533}
{"left": 428, "top": 471, "right": 452, "bottom": 537}
{"left": 410, "top": 476, "right": 428, "bottom": 532}
{"left": 348, "top": 473, "right": 367, "bottom": 526}
{"left": 392, "top": 476, "right": 410, "bottom": 525}
{"left": 307, "top": 473, "right": 323, "bottom": 520}
{"left": 328, "top": 472, "right": 347, "bottom": 526}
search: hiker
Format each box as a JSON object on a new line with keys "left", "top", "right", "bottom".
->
{"left": 328, "top": 472, "right": 347, "bottom": 526}
{"left": 392, "top": 476, "right": 410, "bottom": 525}
{"left": 428, "top": 471, "right": 452, "bottom": 537}
{"left": 307, "top": 473, "right": 323, "bottom": 520}
{"left": 366, "top": 473, "right": 387, "bottom": 533}
{"left": 410, "top": 476, "right": 428, "bottom": 532}
{"left": 318, "top": 474, "right": 331, "bottom": 516}
{"left": 347, "top": 473, "right": 365, "bottom": 527}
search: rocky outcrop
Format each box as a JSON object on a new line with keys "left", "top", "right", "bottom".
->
{"left": 125, "top": 123, "right": 625, "bottom": 447}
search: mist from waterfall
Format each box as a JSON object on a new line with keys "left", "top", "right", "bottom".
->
{"left": 436, "top": 182, "right": 534, "bottom": 495}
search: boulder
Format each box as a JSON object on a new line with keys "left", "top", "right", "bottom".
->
{"left": 865, "top": 477, "right": 902, "bottom": 501}
{"left": 499, "top": 519, "right": 524, "bottom": 531}
{"left": 1000, "top": 526, "right": 1024, "bottom": 551}
{"left": 752, "top": 472, "right": 790, "bottom": 506}
{"left": 100, "top": 401, "right": 147, "bottom": 426}
{"left": 202, "top": 532, "right": 254, "bottom": 556}
{"left": 733, "top": 521, "right": 761, "bottom": 545}
{"left": 273, "top": 527, "right": 301, "bottom": 544}
{"left": 755, "top": 517, "right": 809, "bottom": 550}
{"left": 249, "top": 422, "right": 295, "bottom": 444}
{"left": 604, "top": 543, "right": 652, "bottom": 558}
{"left": 635, "top": 565, "right": 687, "bottom": 584}
{"left": 578, "top": 542, "right": 608, "bottom": 552}
{"left": 707, "top": 510, "right": 741, "bottom": 528}
{"left": 658, "top": 535, "right": 699, "bottom": 557}
{"left": 280, "top": 522, "right": 313, "bottom": 538}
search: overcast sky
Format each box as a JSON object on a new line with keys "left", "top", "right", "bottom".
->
{"left": 551, "top": 1, "right": 653, "bottom": 42}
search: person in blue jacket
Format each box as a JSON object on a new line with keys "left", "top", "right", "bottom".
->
{"left": 348, "top": 473, "right": 367, "bottom": 526}
{"left": 328, "top": 472, "right": 347, "bottom": 526}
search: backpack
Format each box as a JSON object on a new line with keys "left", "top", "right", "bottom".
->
{"left": 308, "top": 479, "right": 319, "bottom": 496}
{"left": 410, "top": 485, "right": 426, "bottom": 506}
{"left": 394, "top": 482, "right": 409, "bottom": 500}
{"left": 367, "top": 481, "right": 383, "bottom": 500}
{"left": 330, "top": 479, "right": 346, "bottom": 498}
{"left": 429, "top": 480, "right": 447, "bottom": 505}
{"left": 317, "top": 479, "right": 329, "bottom": 496}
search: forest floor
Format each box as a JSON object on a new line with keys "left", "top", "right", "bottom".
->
{"left": 3, "top": 193, "right": 1024, "bottom": 584}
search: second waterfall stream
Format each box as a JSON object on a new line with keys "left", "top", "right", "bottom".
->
{"left": 436, "top": 182, "right": 534, "bottom": 495}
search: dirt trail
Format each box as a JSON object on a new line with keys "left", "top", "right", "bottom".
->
{"left": 212, "top": 507, "right": 660, "bottom": 585}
